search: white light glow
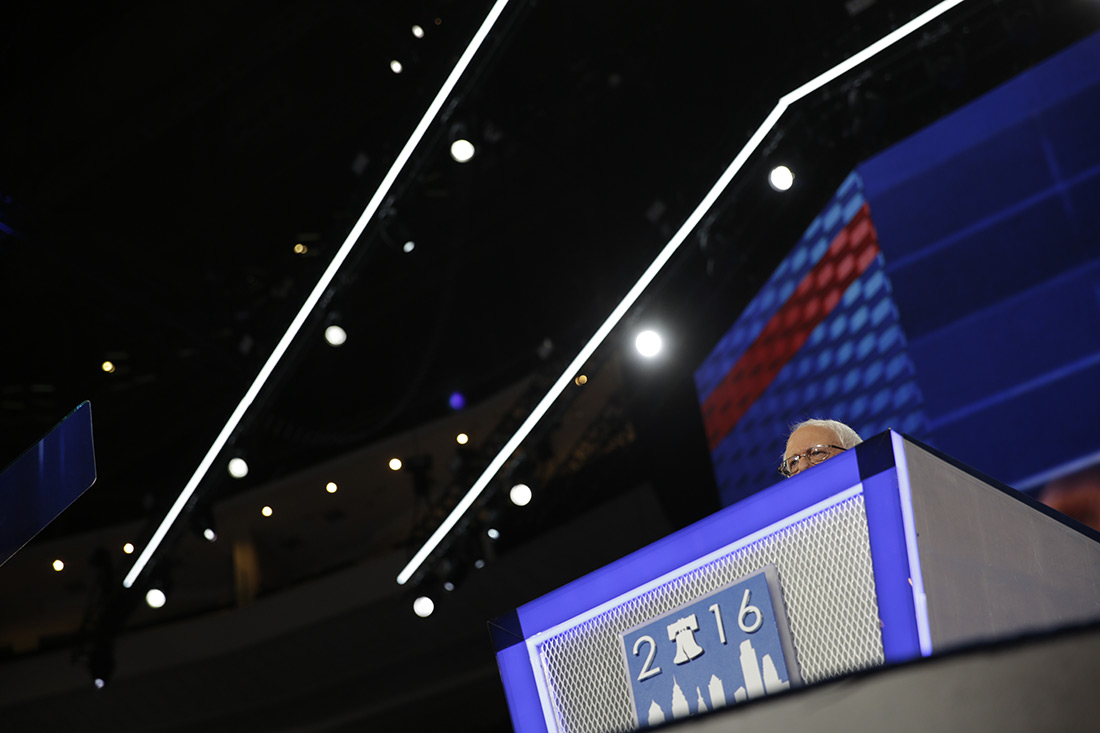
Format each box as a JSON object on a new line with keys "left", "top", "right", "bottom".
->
{"left": 390, "top": 59, "right": 403, "bottom": 74}
{"left": 389, "top": 457, "right": 403, "bottom": 471}
{"left": 326, "top": 481, "right": 338, "bottom": 493}
{"left": 203, "top": 528, "right": 217, "bottom": 542}
{"left": 412, "top": 24, "right": 425, "bottom": 38}
{"left": 122, "top": 0, "right": 512, "bottom": 591}
{"left": 94, "top": 678, "right": 106, "bottom": 690}
{"left": 456, "top": 433, "right": 469, "bottom": 444}
{"left": 487, "top": 527, "right": 500, "bottom": 540}
{"left": 261, "top": 505, "right": 273, "bottom": 517}
{"left": 145, "top": 588, "right": 166, "bottom": 608}
{"left": 395, "top": 0, "right": 969, "bottom": 586}
{"left": 324, "top": 325, "right": 347, "bottom": 346}
{"left": 635, "top": 330, "right": 662, "bottom": 357}
{"left": 443, "top": 580, "right": 455, "bottom": 591}
{"left": 403, "top": 240, "right": 415, "bottom": 253}
{"left": 509, "top": 483, "right": 532, "bottom": 507}
{"left": 450, "top": 139, "right": 475, "bottom": 162}
{"left": 769, "top": 165, "right": 794, "bottom": 191}
{"left": 413, "top": 595, "right": 435, "bottom": 617}
{"left": 227, "top": 458, "right": 249, "bottom": 479}
{"left": 52, "top": 559, "right": 64, "bottom": 572}
{"left": 474, "top": 558, "right": 486, "bottom": 569}
{"left": 123, "top": 543, "right": 134, "bottom": 555}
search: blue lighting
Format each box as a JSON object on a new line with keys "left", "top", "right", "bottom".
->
{"left": 448, "top": 391, "right": 466, "bottom": 410}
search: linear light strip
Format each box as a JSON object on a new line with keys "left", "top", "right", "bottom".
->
{"left": 123, "top": 0, "right": 513, "bottom": 589}
{"left": 396, "top": 0, "right": 969, "bottom": 586}
{"left": 890, "top": 432, "right": 933, "bottom": 655}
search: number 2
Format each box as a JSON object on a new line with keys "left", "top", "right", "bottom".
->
{"left": 632, "top": 635, "right": 661, "bottom": 681}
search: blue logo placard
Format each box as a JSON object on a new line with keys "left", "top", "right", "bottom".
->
{"left": 619, "top": 565, "right": 799, "bottom": 727}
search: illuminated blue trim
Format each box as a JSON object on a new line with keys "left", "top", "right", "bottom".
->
{"left": 890, "top": 431, "right": 933, "bottom": 655}
{"left": 495, "top": 643, "right": 549, "bottom": 733}
{"left": 861, "top": 467, "right": 922, "bottom": 662}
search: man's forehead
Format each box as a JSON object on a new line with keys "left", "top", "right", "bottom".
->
{"left": 786, "top": 424, "right": 839, "bottom": 451}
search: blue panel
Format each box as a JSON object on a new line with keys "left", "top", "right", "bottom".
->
{"left": 861, "top": 468, "right": 922, "bottom": 664}
{"left": 926, "top": 357, "right": 1100, "bottom": 487}
{"left": 886, "top": 193, "right": 1085, "bottom": 339}
{"left": 517, "top": 449, "right": 862, "bottom": 635}
{"left": 496, "top": 643, "right": 549, "bottom": 733}
{"left": 907, "top": 260, "right": 1100, "bottom": 419}
{"left": 0, "top": 402, "right": 97, "bottom": 566}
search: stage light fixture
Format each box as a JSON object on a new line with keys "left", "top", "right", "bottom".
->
{"left": 123, "top": 543, "right": 134, "bottom": 555}
{"left": 123, "top": 0, "right": 512, "bottom": 591}
{"left": 510, "top": 483, "right": 532, "bottom": 507}
{"left": 293, "top": 243, "right": 308, "bottom": 254}
{"left": 228, "top": 457, "right": 249, "bottom": 478}
{"left": 395, "top": 0, "right": 968, "bottom": 586}
{"left": 449, "top": 391, "right": 466, "bottom": 410}
{"left": 52, "top": 559, "right": 64, "bottom": 572}
{"left": 403, "top": 240, "right": 415, "bottom": 253}
{"left": 324, "top": 325, "right": 347, "bottom": 346}
{"left": 203, "top": 528, "right": 217, "bottom": 542}
{"left": 101, "top": 361, "right": 115, "bottom": 374}
{"left": 474, "top": 558, "right": 486, "bottom": 569}
{"left": 456, "top": 433, "right": 469, "bottom": 444}
{"left": 450, "top": 139, "right": 475, "bottom": 162}
{"left": 390, "top": 59, "right": 404, "bottom": 74}
{"left": 326, "top": 481, "right": 338, "bottom": 493}
{"left": 389, "top": 457, "right": 403, "bottom": 471}
{"left": 575, "top": 374, "right": 587, "bottom": 385}
{"left": 412, "top": 24, "right": 425, "bottom": 38}
{"left": 145, "top": 588, "right": 167, "bottom": 608}
{"left": 635, "top": 330, "right": 663, "bottom": 357}
{"left": 487, "top": 528, "right": 500, "bottom": 540}
{"left": 769, "top": 165, "right": 794, "bottom": 191}
{"left": 413, "top": 595, "right": 435, "bottom": 617}
{"left": 443, "top": 581, "right": 455, "bottom": 591}
{"left": 261, "top": 505, "right": 273, "bottom": 517}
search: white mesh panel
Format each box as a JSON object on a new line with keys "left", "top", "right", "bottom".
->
{"left": 535, "top": 494, "right": 883, "bottom": 733}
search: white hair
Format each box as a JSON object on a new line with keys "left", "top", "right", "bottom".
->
{"left": 787, "top": 418, "right": 863, "bottom": 449}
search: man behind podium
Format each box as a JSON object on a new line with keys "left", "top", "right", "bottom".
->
{"left": 779, "top": 419, "right": 863, "bottom": 478}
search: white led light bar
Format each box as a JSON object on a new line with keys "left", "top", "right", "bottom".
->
{"left": 396, "top": 0, "right": 969, "bottom": 585}
{"left": 123, "top": 0, "right": 514, "bottom": 589}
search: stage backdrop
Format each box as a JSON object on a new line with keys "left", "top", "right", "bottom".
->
{"left": 698, "top": 30, "right": 1100, "bottom": 508}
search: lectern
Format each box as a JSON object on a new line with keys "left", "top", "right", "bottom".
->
{"left": 491, "top": 431, "right": 1100, "bottom": 732}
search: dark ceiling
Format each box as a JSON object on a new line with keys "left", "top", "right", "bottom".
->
{"left": 1, "top": 0, "right": 1096, "bottom": 595}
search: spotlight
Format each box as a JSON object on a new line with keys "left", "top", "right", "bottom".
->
{"left": 389, "top": 458, "right": 403, "bottom": 471}
{"left": 412, "top": 24, "right": 425, "bottom": 38}
{"left": 123, "top": 543, "right": 135, "bottom": 555}
{"left": 293, "top": 243, "right": 308, "bottom": 254}
{"left": 443, "top": 581, "right": 455, "bottom": 592}
{"left": 101, "top": 361, "right": 115, "bottom": 374}
{"left": 89, "top": 643, "right": 115, "bottom": 689}
{"left": 326, "top": 481, "right": 338, "bottom": 493}
{"left": 403, "top": 240, "right": 415, "bottom": 253}
{"left": 769, "top": 165, "right": 794, "bottom": 191}
{"left": 575, "top": 374, "right": 587, "bottom": 386}
{"left": 487, "top": 528, "right": 500, "bottom": 540}
{"left": 449, "top": 392, "right": 466, "bottom": 410}
{"left": 145, "top": 588, "right": 167, "bottom": 608}
{"left": 509, "top": 483, "right": 532, "bottom": 507}
{"left": 413, "top": 595, "right": 435, "bottom": 617}
{"left": 261, "top": 505, "right": 274, "bottom": 517}
{"left": 635, "top": 330, "right": 663, "bottom": 357}
{"left": 450, "top": 139, "right": 475, "bottom": 163}
{"left": 324, "top": 325, "right": 347, "bottom": 346}
{"left": 202, "top": 528, "right": 217, "bottom": 542}
{"left": 228, "top": 457, "right": 249, "bottom": 478}
{"left": 456, "top": 433, "right": 469, "bottom": 445}
{"left": 390, "top": 59, "right": 404, "bottom": 74}
{"left": 52, "top": 559, "right": 64, "bottom": 572}
{"left": 474, "top": 558, "right": 486, "bottom": 569}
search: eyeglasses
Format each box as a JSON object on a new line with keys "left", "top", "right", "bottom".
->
{"left": 779, "top": 444, "right": 845, "bottom": 477}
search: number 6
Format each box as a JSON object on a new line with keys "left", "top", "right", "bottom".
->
{"left": 738, "top": 589, "right": 763, "bottom": 633}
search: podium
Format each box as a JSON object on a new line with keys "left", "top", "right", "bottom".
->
{"left": 491, "top": 431, "right": 1100, "bottom": 732}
